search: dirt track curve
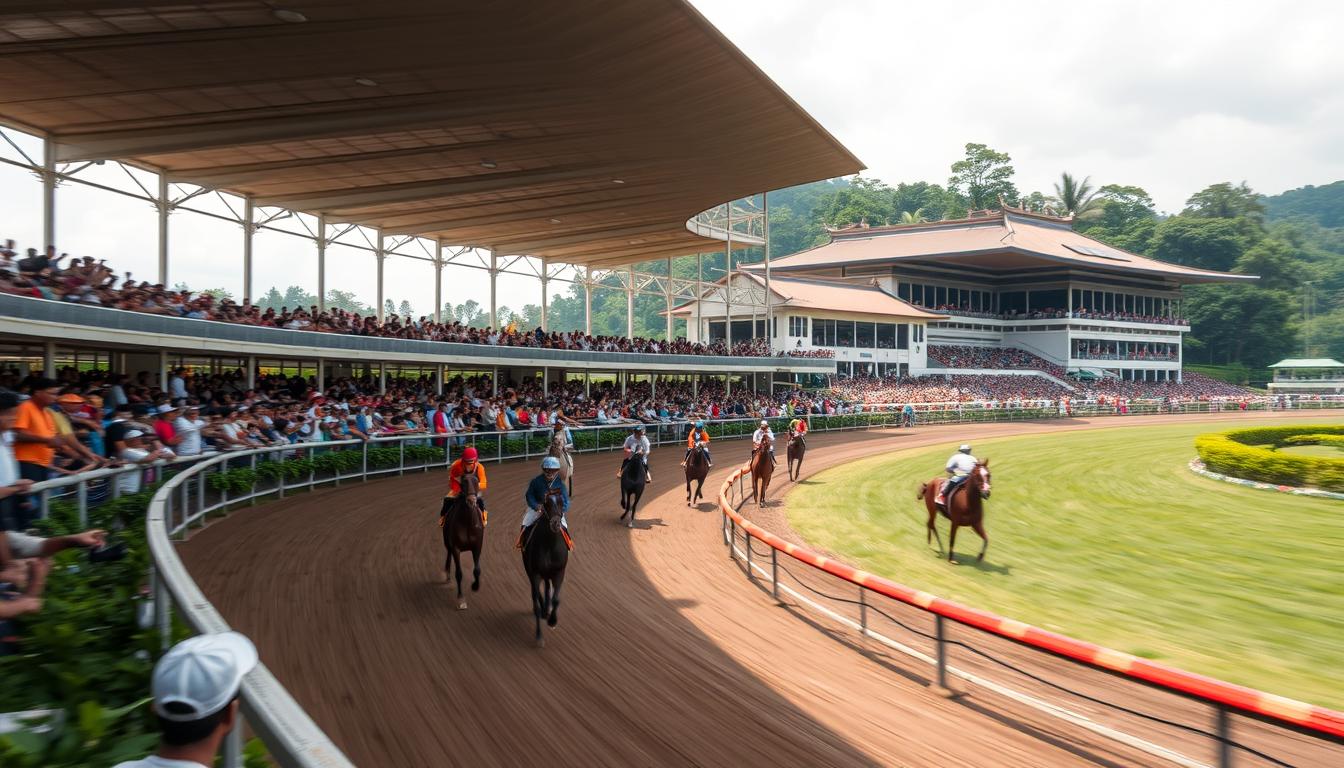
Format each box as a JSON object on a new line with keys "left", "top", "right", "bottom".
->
{"left": 182, "top": 412, "right": 1339, "bottom": 767}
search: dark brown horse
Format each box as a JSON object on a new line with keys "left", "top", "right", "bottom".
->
{"left": 618, "top": 450, "right": 646, "bottom": 527}
{"left": 786, "top": 432, "right": 806, "bottom": 482}
{"left": 685, "top": 442, "right": 710, "bottom": 506}
{"left": 441, "top": 472, "right": 484, "bottom": 608}
{"left": 749, "top": 433, "right": 775, "bottom": 506}
{"left": 523, "top": 490, "right": 568, "bottom": 647}
{"left": 918, "top": 461, "right": 992, "bottom": 564}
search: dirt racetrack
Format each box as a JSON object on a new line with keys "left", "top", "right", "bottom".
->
{"left": 181, "top": 412, "right": 1341, "bottom": 767}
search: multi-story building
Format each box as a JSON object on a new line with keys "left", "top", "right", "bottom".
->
{"left": 677, "top": 206, "right": 1251, "bottom": 380}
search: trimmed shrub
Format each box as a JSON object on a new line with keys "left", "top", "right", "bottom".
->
{"left": 1195, "top": 425, "right": 1344, "bottom": 491}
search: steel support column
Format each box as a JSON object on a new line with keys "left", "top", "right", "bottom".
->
{"left": 43, "top": 341, "right": 56, "bottom": 378}
{"left": 584, "top": 267, "right": 593, "bottom": 335}
{"left": 763, "top": 191, "right": 772, "bottom": 353}
{"left": 378, "top": 362, "right": 386, "bottom": 394}
{"left": 158, "top": 349, "right": 169, "bottom": 393}
{"left": 157, "top": 173, "right": 169, "bottom": 285}
{"left": 245, "top": 356, "right": 255, "bottom": 389}
{"left": 664, "top": 256, "right": 674, "bottom": 340}
{"left": 316, "top": 358, "right": 325, "bottom": 390}
{"left": 625, "top": 266, "right": 635, "bottom": 340}
{"left": 433, "top": 238, "right": 444, "bottom": 324}
{"left": 725, "top": 206, "right": 734, "bottom": 354}
{"left": 241, "top": 197, "right": 254, "bottom": 302}
{"left": 316, "top": 215, "right": 327, "bottom": 312}
{"left": 375, "top": 231, "right": 386, "bottom": 323}
{"left": 695, "top": 253, "right": 703, "bottom": 344}
{"left": 488, "top": 249, "right": 498, "bottom": 330}
{"left": 541, "top": 267, "right": 549, "bottom": 332}
{"left": 41, "top": 139, "right": 56, "bottom": 249}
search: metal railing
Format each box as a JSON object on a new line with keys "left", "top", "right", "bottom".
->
{"left": 717, "top": 466, "right": 1344, "bottom": 768}
{"left": 15, "top": 399, "right": 1344, "bottom": 766}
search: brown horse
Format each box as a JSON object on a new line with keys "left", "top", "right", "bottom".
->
{"left": 749, "top": 433, "right": 775, "bottom": 506}
{"left": 786, "top": 432, "right": 806, "bottom": 482}
{"left": 685, "top": 442, "right": 710, "bottom": 506}
{"left": 441, "top": 472, "right": 484, "bottom": 608}
{"left": 918, "top": 461, "right": 992, "bottom": 564}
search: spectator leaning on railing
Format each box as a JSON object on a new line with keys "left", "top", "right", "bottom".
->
{"left": 12, "top": 378, "right": 61, "bottom": 488}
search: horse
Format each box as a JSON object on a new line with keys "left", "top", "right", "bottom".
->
{"left": 548, "top": 430, "right": 574, "bottom": 497}
{"left": 786, "top": 432, "right": 805, "bottom": 482}
{"left": 918, "top": 461, "right": 992, "bottom": 564}
{"left": 684, "top": 442, "right": 710, "bottom": 506}
{"left": 522, "top": 490, "right": 568, "bottom": 647}
{"left": 618, "top": 450, "right": 647, "bottom": 527}
{"left": 441, "top": 472, "right": 484, "bottom": 609}
{"left": 749, "top": 433, "right": 775, "bottom": 506}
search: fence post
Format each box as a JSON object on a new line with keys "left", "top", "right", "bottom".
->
{"left": 935, "top": 614, "right": 950, "bottom": 693}
{"left": 745, "top": 529, "right": 753, "bottom": 577}
{"left": 198, "top": 468, "right": 207, "bottom": 518}
{"left": 729, "top": 518, "right": 736, "bottom": 561}
{"left": 362, "top": 440, "right": 369, "bottom": 481}
{"left": 771, "top": 548, "right": 779, "bottom": 600}
{"left": 77, "top": 480, "right": 89, "bottom": 529}
{"left": 859, "top": 587, "right": 868, "bottom": 636}
{"left": 221, "top": 718, "right": 243, "bottom": 768}
{"left": 399, "top": 439, "right": 406, "bottom": 476}
{"left": 248, "top": 453, "right": 258, "bottom": 506}
{"left": 154, "top": 566, "right": 171, "bottom": 652}
{"left": 1215, "top": 705, "right": 1233, "bottom": 768}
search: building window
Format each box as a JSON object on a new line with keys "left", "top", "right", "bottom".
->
{"left": 837, "top": 321, "right": 855, "bottom": 348}
{"left": 788, "top": 316, "right": 808, "bottom": 337}
{"left": 897, "top": 283, "right": 911, "bottom": 301}
{"left": 812, "top": 318, "right": 836, "bottom": 347}
{"left": 898, "top": 324, "right": 909, "bottom": 349}
{"left": 857, "top": 322, "right": 876, "bottom": 348}
{"left": 877, "top": 323, "right": 896, "bottom": 349}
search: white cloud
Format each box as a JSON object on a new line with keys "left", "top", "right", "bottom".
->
{"left": 691, "top": 0, "right": 1344, "bottom": 210}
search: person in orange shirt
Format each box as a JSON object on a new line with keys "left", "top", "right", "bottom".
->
{"left": 681, "top": 420, "right": 712, "bottom": 467}
{"left": 13, "top": 379, "right": 62, "bottom": 482}
{"left": 444, "top": 446, "right": 488, "bottom": 525}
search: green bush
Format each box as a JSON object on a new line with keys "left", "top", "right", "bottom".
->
{"left": 1195, "top": 425, "right": 1344, "bottom": 491}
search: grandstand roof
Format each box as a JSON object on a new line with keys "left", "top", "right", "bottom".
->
{"left": 0, "top": 1, "right": 862, "bottom": 268}
{"left": 671, "top": 273, "right": 946, "bottom": 319}
{"left": 751, "top": 208, "right": 1255, "bottom": 284}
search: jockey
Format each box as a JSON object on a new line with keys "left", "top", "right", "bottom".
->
{"left": 517, "top": 456, "right": 571, "bottom": 549}
{"left": 752, "top": 420, "right": 776, "bottom": 466}
{"left": 552, "top": 419, "right": 574, "bottom": 452}
{"left": 445, "top": 445, "right": 488, "bottom": 524}
{"left": 787, "top": 416, "right": 807, "bottom": 449}
{"left": 681, "top": 420, "right": 712, "bottom": 467}
{"left": 617, "top": 425, "right": 652, "bottom": 482}
{"left": 937, "top": 443, "right": 977, "bottom": 507}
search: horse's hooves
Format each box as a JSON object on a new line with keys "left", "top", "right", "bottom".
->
{"left": 947, "top": 559, "right": 958, "bottom": 566}
{"left": 471, "top": 582, "right": 480, "bottom": 592}
{"left": 535, "top": 638, "right": 545, "bottom": 648}
{"left": 457, "top": 601, "right": 468, "bottom": 610}
{"left": 547, "top": 617, "right": 557, "bottom": 627}
{"left": 627, "top": 520, "right": 633, "bottom": 529}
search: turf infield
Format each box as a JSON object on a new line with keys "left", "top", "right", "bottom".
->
{"left": 786, "top": 420, "right": 1344, "bottom": 709}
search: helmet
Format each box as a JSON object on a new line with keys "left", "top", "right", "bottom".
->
{"left": 635, "top": 424, "right": 646, "bottom": 433}
{"left": 541, "top": 456, "right": 562, "bottom": 470}
{"left": 958, "top": 444, "right": 972, "bottom": 454}
{"left": 462, "top": 446, "right": 478, "bottom": 461}
{"left": 695, "top": 420, "right": 705, "bottom": 429}
{"left": 760, "top": 420, "right": 769, "bottom": 427}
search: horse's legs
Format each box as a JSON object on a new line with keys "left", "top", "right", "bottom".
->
{"left": 972, "top": 521, "right": 989, "bottom": 563}
{"left": 926, "top": 500, "right": 944, "bottom": 554}
{"left": 530, "top": 572, "right": 545, "bottom": 646}
{"left": 452, "top": 549, "right": 467, "bottom": 609}
{"left": 947, "top": 523, "right": 960, "bottom": 564}
{"left": 471, "top": 545, "right": 481, "bottom": 592}
{"left": 686, "top": 475, "right": 692, "bottom": 505}
{"left": 548, "top": 570, "right": 565, "bottom": 627}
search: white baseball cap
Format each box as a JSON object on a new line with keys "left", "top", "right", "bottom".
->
{"left": 152, "top": 631, "right": 258, "bottom": 721}
{"left": 124, "top": 430, "right": 145, "bottom": 439}
{"left": 157, "top": 404, "right": 178, "bottom": 414}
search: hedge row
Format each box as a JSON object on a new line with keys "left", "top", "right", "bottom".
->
{"left": 1194, "top": 425, "right": 1344, "bottom": 491}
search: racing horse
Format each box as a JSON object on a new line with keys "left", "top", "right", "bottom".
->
{"left": 786, "top": 432, "right": 806, "bottom": 482}
{"left": 618, "top": 448, "right": 647, "bottom": 527}
{"left": 441, "top": 472, "right": 484, "bottom": 609}
{"left": 684, "top": 442, "right": 710, "bottom": 506}
{"left": 749, "top": 433, "right": 775, "bottom": 506}
{"left": 918, "top": 460, "right": 992, "bottom": 564}
{"left": 548, "top": 429, "right": 574, "bottom": 497}
{"left": 522, "top": 490, "right": 568, "bottom": 647}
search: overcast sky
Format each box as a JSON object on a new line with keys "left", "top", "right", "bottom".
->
{"left": 4, "top": 1, "right": 1341, "bottom": 317}
{"left": 693, "top": 0, "right": 1344, "bottom": 213}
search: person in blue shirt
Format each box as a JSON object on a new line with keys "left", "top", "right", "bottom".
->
{"left": 518, "top": 456, "right": 570, "bottom": 549}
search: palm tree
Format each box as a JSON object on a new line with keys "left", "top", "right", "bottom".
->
{"left": 1052, "top": 173, "right": 1101, "bottom": 220}
{"left": 897, "top": 208, "right": 927, "bottom": 225}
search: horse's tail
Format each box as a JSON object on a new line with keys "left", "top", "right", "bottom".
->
{"left": 917, "top": 482, "right": 928, "bottom": 500}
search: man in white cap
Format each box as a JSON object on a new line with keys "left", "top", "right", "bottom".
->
{"left": 936, "top": 443, "right": 979, "bottom": 508}
{"left": 117, "top": 430, "right": 174, "bottom": 495}
{"left": 113, "top": 631, "right": 258, "bottom": 768}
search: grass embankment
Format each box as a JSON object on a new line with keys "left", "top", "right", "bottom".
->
{"left": 786, "top": 421, "right": 1344, "bottom": 709}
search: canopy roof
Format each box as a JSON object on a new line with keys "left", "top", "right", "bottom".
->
{"left": 0, "top": 1, "right": 862, "bottom": 268}
{"left": 1269, "top": 358, "right": 1344, "bottom": 369}
{"left": 752, "top": 208, "right": 1255, "bottom": 285}
{"left": 671, "top": 273, "right": 946, "bottom": 320}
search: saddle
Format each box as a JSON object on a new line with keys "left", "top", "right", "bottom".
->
{"left": 936, "top": 478, "right": 965, "bottom": 513}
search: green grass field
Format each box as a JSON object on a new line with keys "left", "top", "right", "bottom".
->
{"left": 787, "top": 420, "right": 1344, "bottom": 709}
